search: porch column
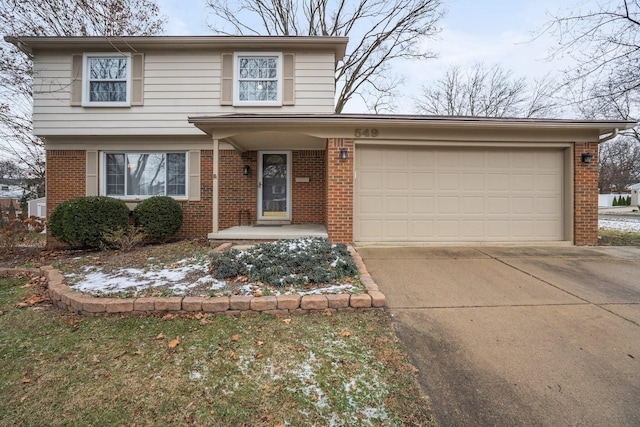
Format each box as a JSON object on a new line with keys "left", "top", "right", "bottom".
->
{"left": 212, "top": 138, "right": 219, "bottom": 233}
{"left": 574, "top": 141, "right": 599, "bottom": 245}
{"left": 325, "top": 138, "right": 354, "bottom": 243}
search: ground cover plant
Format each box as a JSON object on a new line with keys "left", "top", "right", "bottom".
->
{"left": 0, "top": 274, "right": 435, "bottom": 426}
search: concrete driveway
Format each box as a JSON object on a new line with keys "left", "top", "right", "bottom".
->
{"left": 357, "top": 246, "right": 640, "bottom": 426}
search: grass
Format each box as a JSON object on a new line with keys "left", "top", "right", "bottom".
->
{"left": 0, "top": 275, "right": 435, "bottom": 426}
{"left": 599, "top": 229, "right": 640, "bottom": 246}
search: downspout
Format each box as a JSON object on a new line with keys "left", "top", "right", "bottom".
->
{"left": 599, "top": 128, "right": 619, "bottom": 143}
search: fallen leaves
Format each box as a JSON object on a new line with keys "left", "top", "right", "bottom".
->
{"left": 230, "top": 334, "right": 239, "bottom": 342}
{"left": 282, "top": 318, "right": 292, "bottom": 325}
{"left": 168, "top": 337, "right": 180, "bottom": 349}
{"left": 341, "top": 330, "right": 352, "bottom": 337}
{"left": 21, "top": 378, "right": 32, "bottom": 384}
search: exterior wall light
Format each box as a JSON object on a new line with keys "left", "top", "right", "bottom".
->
{"left": 581, "top": 153, "right": 593, "bottom": 164}
{"left": 243, "top": 165, "right": 250, "bottom": 175}
{"left": 340, "top": 148, "right": 348, "bottom": 160}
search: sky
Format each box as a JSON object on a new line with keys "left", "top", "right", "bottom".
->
{"left": 157, "top": 0, "right": 600, "bottom": 114}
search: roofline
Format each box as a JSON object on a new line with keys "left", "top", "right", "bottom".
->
{"left": 4, "top": 35, "right": 349, "bottom": 59}
{"left": 188, "top": 113, "right": 637, "bottom": 136}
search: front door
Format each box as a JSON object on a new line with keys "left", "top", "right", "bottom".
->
{"left": 258, "top": 151, "right": 291, "bottom": 220}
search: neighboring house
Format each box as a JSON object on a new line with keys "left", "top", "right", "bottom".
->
{"left": 631, "top": 183, "right": 640, "bottom": 206}
{"left": 0, "top": 178, "right": 24, "bottom": 199}
{"left": 0, "top": 198, "right": 21, "bottom": 215}
{"left": 6, "top": 36, "right": 637, "bottom": 246}
{"left": 28, "top": 197, "right": 47, "bottom": 218}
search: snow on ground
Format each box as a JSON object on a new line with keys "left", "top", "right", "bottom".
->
{"left": 599, "top": 217, "right": 640, "bottom": 233}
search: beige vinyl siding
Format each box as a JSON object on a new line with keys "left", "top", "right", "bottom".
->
{"left": 32, "top": 51, "right": 336, "bottom": 137}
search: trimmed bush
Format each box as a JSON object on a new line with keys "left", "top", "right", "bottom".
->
{"left": 133, "top": 196, "right": 183, "bottom": 242}
{"left": 209, "top": 237, "right": 359, "bottom": 287}
{"left": 48, "top": 196, "right": 130, "bottom": 248}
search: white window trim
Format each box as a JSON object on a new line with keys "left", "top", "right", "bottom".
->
{"left": 82, "top": 52, "right": 132, "bottom": 107}
{"left": 234, "top": 52, "right": 282, "bottom": 106}
{"left": 100, "top": 151, "right": 189, "bottom": 200}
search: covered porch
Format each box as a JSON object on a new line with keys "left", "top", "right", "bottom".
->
{"left": 208, "top": 223, "right": 328, "bottom": 240}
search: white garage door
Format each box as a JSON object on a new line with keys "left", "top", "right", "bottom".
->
{"left": 355, "top": 146, "right": 565, "bottom": 243}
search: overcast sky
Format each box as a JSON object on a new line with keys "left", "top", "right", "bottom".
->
{"left": 155, "top": 0, "right": 598, "bottom": 115}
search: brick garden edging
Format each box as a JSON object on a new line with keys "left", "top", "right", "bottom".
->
{"left": 1, "top": 246, "right": 385, "bottom": 317}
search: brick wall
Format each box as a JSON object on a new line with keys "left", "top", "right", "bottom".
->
{"left": 292, "top": 150, "right": 325, "bottom": 224}
{"left": 46, "top": 150, "right": 86, "bottom": 245}
{"left": 325, "top": 138, "right": 353, "bottom": 244}
{"left": 46, "top": 149, "right": 213, "bottom": 243}
{"left": 218, "top": 150, "right": 325, "bottom": 229}
{"left": 176, "top": 150, "right": 214, "bottom": 238}
{"left": 574, "top": 142, "right": 599, "bottom": 246}
{"left": 219, "top": 150, "right": 258, "bottom": 229}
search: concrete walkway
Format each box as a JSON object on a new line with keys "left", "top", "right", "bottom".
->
{"left": 357, "top": 246, "right": 640, "bottom": 426}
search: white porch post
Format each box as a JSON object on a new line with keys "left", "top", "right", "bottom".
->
{"left": 212, "top": 137, "right": 219, "bottom": 233}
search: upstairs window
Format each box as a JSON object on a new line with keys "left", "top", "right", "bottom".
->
{"left": 103, "top": 152, "right": 186, "bottom": 198}
{"left": 83, "top": 53, "right": 131, "bottom": 106}
{"left": 234, "top": 53, "right": 282, "bottom": 106}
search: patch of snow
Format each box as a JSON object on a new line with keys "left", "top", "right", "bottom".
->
{"left": 599, "top": 218, "right": 640, "bottom": 233}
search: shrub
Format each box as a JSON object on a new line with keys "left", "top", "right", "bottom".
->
{"left": 133, "top": 196, "right": 183, "bottom": 242}
{"left": 209, "top": 237, "right": 359, "bottom": 287}
{"left": 48, "top": 196, "right": 130, "bottom": 248}
{"left": 102, "top": 225, "right": 146, "bottom": 252}
{"left": 0, "top": 213, "right": 45, "bottom": 253}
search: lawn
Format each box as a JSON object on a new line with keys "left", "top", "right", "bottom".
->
{"left": 599, "top": 229, "right": 640, "bottom": 246}
{"left": 0, "top": 273, "right": 435, "bottom": 426}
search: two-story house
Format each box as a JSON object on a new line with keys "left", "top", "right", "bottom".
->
{"left": 6, "top": 35, "right": 635, "bottom": 245}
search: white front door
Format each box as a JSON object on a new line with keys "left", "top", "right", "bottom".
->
{"left": 258, "top": 151, "right": 291, "bottom": 220}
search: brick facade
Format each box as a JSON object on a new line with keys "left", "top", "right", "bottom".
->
{"left": 325, "top": 138, "right": 353, "bottom": 244}
{"left": 574, "top": 142, "right": 599, "bottom": 246}
{"left": 46, "top": 149, "right": 213, "bottom": 243}
{"left": 176, "top": 150, "right": 214, "bottom": 238}
{"left": 218, "top": 149, "right": 325, "bottom": 229}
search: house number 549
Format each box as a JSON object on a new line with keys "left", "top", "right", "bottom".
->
{"left": 354, "top": 128, "right": 379, "bottom": 138}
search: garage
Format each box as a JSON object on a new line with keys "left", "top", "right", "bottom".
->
{"left": 355, "top": 144, "right": 568, "bottom": 243}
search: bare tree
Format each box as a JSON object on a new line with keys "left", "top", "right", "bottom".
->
{"left": 543, "top": 1, "right": 640, "bottom": 191}
{"left": 599, "top": 136, "right": 640, "bottom": 193}
{"left": 0, "top": 0, "right": 166, "bottom": 198}
{"left": 543, "top": 0, "right": 640, "bottom": 108}
{"left": 206, "top": 0, "right": 445, "bottom": 113}
{"left": 415, "top": 63, "right": 559, "bottom": 118}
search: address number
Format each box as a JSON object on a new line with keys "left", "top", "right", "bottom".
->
{"left": 354, "top": 128, "right": 379, "bottom": 138}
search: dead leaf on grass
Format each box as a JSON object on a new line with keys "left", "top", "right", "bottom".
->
{"left": 256, "top": 340, "right": 264, "bottom": 346}
{"left": 155, "top": 333, "right": 165, "bottom": 340}
{"left": 21, "top": 378, "right": 32, "bottom": 384}
{"left": 282, "top": 318, "right": 292, "bottom": 325}
{"left": 230, "top": 335, "right": 239, "bottom": 342}
{"left": 341, "top": 330, "right": 352, "bottom": 337}
{"left": 168, "top": 337, "right": 180, "bottom": 349}
{"left": 92, "top": 355, "right": 100, "bottom": 363}
{"left": 20, "top": 396, "right": 26, "bottom": 403}
{"left": 255, "top": 353, "right": 263, "bottom": 359}
{"left": 230, "top": 351, "right": 238, "bottom": 360}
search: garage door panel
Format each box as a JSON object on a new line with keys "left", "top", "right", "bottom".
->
{"left": 511, "top": 174, "right": 534, "bottom": 191}
{"left": 411, "top": 220, "right": 434, "bottom": 238}
{"left": 412, "top": 172, "right": 434, "bottom": 190}
{"left": 386, "top": 172, "right": 408, "bottom": 190}
{"left": 355, "top": 146, "right": 565, "bottom": 242}
{"left": 386, "top": 196, "right": 408, "bottom": 213}
{"left": 463, "top": 173, "right": 485, "bottom": 190}
{"left": 463, "top": 197, "right": 485, "bottom": 214}
{"left": 358, "top": 171, "right": 382, "bottom": 190}
{"left": 359, "top": 195, "right": 382, "bottom": 213}
{"left": 438, "top": 173, "right": 460, "bottom": 190}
